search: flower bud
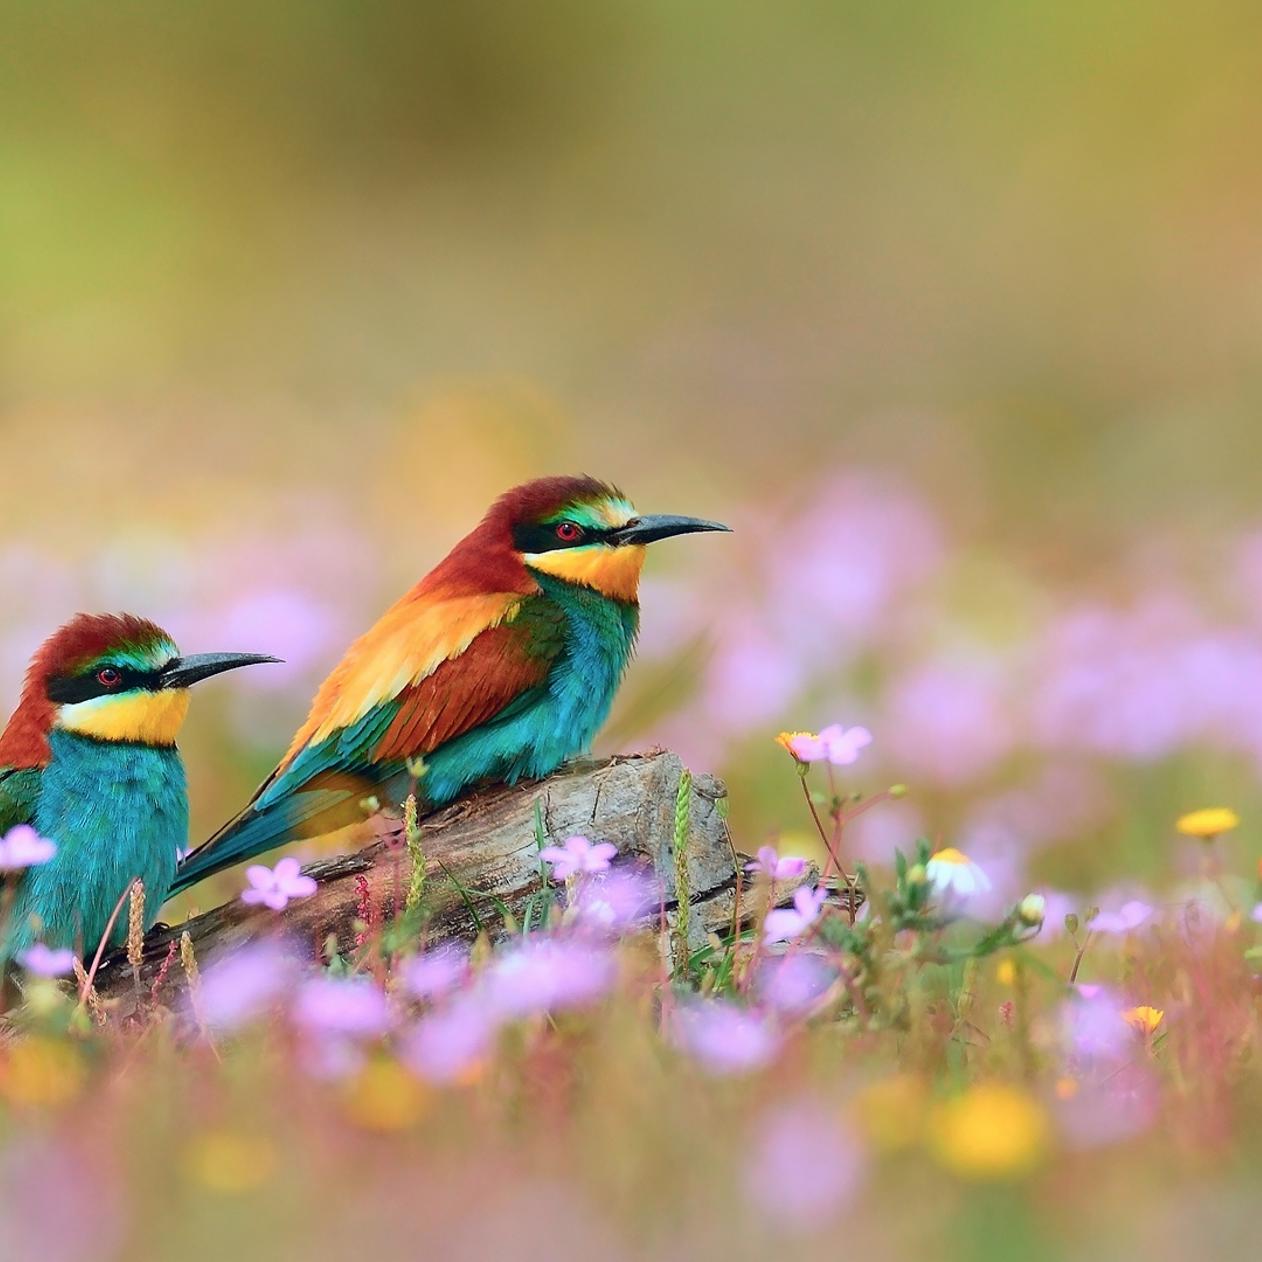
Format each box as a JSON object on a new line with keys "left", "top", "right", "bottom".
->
{"left": 1017, "top": 893, "right": 1046, "bottom": 927}
{"left": 906, "top": 863, "right": 927, "bottom": 886}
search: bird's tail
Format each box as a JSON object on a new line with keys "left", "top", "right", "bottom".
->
{"left": 171, "top": 775, "right": 388, "bottom": 895}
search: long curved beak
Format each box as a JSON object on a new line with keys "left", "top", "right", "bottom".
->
{"left": 160, "top": 652, "right": 281, "bottom": 689}
{"left": 609, "top": 514, "right": 732, "bottom": 546}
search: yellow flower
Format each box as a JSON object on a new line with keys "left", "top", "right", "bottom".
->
{"left": 1175, "top": 808, "right": 1240, "bottom": 839}
{"left": 1124, "top": 1005, "right": 1164, "bottom": 1037}
{"left": 184, "top": 1130, "right": 276, "bottom": 1194}
{"left": 928, "top": 1083, "right": 1049, "bottom": 1180}
{"left": 995, "top": 959, "right": 1017, "bottom": 987}
{"left": 775, "top": 731, "right": 814, "bottom": 759}
{"left": 850, "top": 1074, "right": 928, "bottom": 1153}
{"left": 341, "top": 1059, "right": 429, "bottom": 1131}
{"left": 0, "top": 1036, "right": 85, "bottom": 1109}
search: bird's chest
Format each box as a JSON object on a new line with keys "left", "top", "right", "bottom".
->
{"left": 545, "top": 598, "right": 639, "bottom": 739}
{"left": 507, "top": 587, "right": 639, "bottom": 781}
{"left": 28, "top": 734, "right": 187, "bottom": 948}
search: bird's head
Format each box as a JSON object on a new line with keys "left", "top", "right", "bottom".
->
{"left": 0, "top": 613, "right": 277, "bottom": 765}
{"left": 485, "top": 476, "right": 731, "bottom": 602}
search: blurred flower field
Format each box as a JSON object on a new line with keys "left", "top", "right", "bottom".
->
{"left": 1, "top": 723, "right": 1259, "bottom": 1262}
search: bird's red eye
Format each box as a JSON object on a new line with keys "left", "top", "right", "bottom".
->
{"left": 96, "top": 667, "right": 122, "bottom": 688}
{"left": 554, "top": 521, "right": 583, "bottom": 543}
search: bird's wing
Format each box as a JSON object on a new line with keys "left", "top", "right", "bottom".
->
{"left": 171, "top": 592, "right": 564, "bottom": 891}
{"left": 0, "top": 766, "right": 40, "bottom": 834}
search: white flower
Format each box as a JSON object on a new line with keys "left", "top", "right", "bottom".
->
{"left": 924, "top": 848, "right": 991, "bottom": 906}
{"left": 1017, "top": 894, "right": 1046, "bottom": 927}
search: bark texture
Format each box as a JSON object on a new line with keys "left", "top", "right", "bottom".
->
{"left": 96, "top": 752, "right": 815, "bottom": 1006}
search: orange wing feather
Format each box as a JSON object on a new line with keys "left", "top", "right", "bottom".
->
{"left": 278, "top": 587, "right": 527, "bottom": 770}
{"left": 372, "top": 622, "right": 552, "bottom": 762}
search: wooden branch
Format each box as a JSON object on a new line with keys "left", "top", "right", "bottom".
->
{"left": 95, "top": 751, "right": 806, "bottom": 1006}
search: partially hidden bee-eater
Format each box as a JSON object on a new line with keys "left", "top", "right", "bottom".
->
{"left": 172, "top": 475, "right": 729, "bottom": 892}
{"left": 0, "top": 614, "right": 275, "bottom": 960}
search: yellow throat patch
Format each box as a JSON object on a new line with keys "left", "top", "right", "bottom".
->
{"left": 58, "top": 689, "right": 192, "bottom": 746}
{"left": 524, "top": 545, "right": 647, "bottom": 602}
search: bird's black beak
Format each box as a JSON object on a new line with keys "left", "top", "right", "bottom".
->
{"left": 159, "top": 653, "right": 281, "bottom": 689}
{"left": 608, "top": 514, "right": 732, "bottom": 546}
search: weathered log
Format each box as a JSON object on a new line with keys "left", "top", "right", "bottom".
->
{"left": 96, "top": 751, "right": 806, "bottom": 1006}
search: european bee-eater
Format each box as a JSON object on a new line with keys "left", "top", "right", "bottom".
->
{"left": 173, "top": 475, "right": 729, "bottom": 892}
{"left": 0, "top": 614, "right": 275, "bottom": 961}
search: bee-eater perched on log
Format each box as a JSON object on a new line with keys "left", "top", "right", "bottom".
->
{"left": 173, "top": 476, "right": 730, "bottom": 892}
{"left": 0, "top": 614, "right": 276, "bottom": 962}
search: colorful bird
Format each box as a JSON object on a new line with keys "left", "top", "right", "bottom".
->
{"left": 0, "top": 614, "right": 276, "bottom": 962}
{"left": 173, "top": 475, "right": 729, "bottom": 892}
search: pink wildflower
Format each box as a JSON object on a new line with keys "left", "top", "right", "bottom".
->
{"left": 788, "top": 724, "right": 872, "bottom": 766}
{"left": 198, "top": 943, "right": 298, "bottom": 1032}
{"left": 754, "top": 954, "right": 836, "bottom": 1015}
{"left": 0, "top": 825, "right": 56, "bottom": 872}
{"left": 569, "top": 866, "right": 660, "bottom": 934}
{"left": 400, "top": 944, "right": 469, "bottom": 1002}
{"left": 293, "top": 976, "right": 392, "bottom": 1037}
{"left": 538, "top": 835, "right": 617, "bottom": 881}
{"left": 745, "top": 846, "right": 808, "bottom": 882}
{"left": 763, "top": 886, "right": 828, "bottom": 945}
{"left": 402, "top": 998, "right": 496, "bottom": 1084}
{"left": 240, "top": 856, "right": 317, "bottom": 910}
{"left": 672, "top": 1000, "right": 782, "bottom": 1075}
{"left": 1091, "top": 900, "right": 1154, "bottom": 935}
{"left": 482, "top": 938, "right": 615, "bottom": 1018}
{"left": 16, "top": 943, "right": 76, "bottom": 978}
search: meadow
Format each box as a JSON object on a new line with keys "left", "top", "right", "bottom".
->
{"left": 3, "top": 4, "right": 1262, "bottom": 1259}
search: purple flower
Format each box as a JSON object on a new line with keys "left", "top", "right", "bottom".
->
{"left": 1250, "top": 902, "right": 1262, "bottom": 925}
{"left": 293, "top": 977, "right": 392, "bottom": 1037}
{"left": 569, "top": 867, "right": 661, "bottom": 934}
{"left": 481, "top": 938, "right": 615, "bottom": 1019}
{"left": 240, "top": 856, "right": 317, "bottom": 910}
{"left": 16, "top": 943, "right": 76, "bottom": 977}
{"left": 788, "top": 724, "right": 873, "bottom": 767}
{"left": 744, "top": 1100, "right": 865, "bottom": 1228}
{"left": 754, "top": 954, "right": 837, "bottom": 1016}
{"left": 538, "top": 835, "right": 617, "bottom": 881}
{"left": 0, "top": 825, "right": 56, "bottom": 872}
{"left": 672, "top": 1000, "right": 782, "bottom": 1075}
{"left": 1061, "top": 986, "right": 1133, "bottom": 1065}
{"left": 400, "top": 944, "right": 469, "bottom": 1002}
{"left": 199, "top": 943, "right": 298, "bottom": 1031}
{"left": 402, "top": 998, "right": 496, "bottom": 1084}
{"left": 1090, "top": 899, "right": 1154, "bottom": 935}
{"left": 745, "top": 846, "right": 808, "bottom": 882}
{"left": 763, "top": 886, "right": 828, "bottom": 945}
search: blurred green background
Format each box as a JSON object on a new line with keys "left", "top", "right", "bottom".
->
{"left": 2, "top": 2, "right": 1261, "bottom": 897}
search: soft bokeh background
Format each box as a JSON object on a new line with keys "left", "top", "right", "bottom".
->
{"left": 4, "top": 9, "right": 1262, "bottom": 1262}
{"left": 3, "top": 1, "right": 1262, "bottom": 904}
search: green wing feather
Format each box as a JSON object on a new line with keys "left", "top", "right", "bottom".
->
{"left": 0, "top": 767, "right": 41, "bottom": 835}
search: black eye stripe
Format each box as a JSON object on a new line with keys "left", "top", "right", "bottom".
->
{"left": 46, "top": 665, "right": 166, "bottom": 705}
{"left": 512, "top": 521, "right": 615, "bottom": 553}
